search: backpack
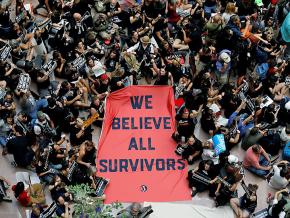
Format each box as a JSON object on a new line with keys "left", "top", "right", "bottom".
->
{"left": 255, "top": 63, "right": 269, "bottom": 81}
{"left": 283, "top": 141, "right": 290, "bottom": 161}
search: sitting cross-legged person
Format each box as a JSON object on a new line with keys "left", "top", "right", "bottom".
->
{"left": 243, "top": 144, "right": 272, "bottom": 178}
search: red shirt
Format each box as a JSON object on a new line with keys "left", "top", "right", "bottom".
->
{"left": 12, "top": 185, "right": 30, "bottom": 207}
{"left": 18, "top": 191, "right": 30, "bottom": 206}
{"left": 243, "top": 146, "right": 264, "bottom": 169}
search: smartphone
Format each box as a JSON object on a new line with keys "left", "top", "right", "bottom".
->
{"left": 181, "top": 136, "right": 185, "bottom": 143}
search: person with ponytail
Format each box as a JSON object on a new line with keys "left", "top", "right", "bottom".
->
{"left": 12, "top": 182, "right": 46, "bottom": 207}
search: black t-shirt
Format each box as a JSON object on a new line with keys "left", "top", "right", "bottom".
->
{"left": 58, "top": 87, "right": 77, "bottom": 102}
{"left": 36, "top": 164, "right": 46, "bottom": 176}
{"left": 6, "top": 136, "right": 34, "bottom": 167}
{"left": 95, "top": 81, "right": 109, "bottom": 94}
{"left": 200, "top": 116, "right": 216, "bottom": 133}
{"left": 182, "top": 139, "right": 203, "bottom": 159}
{"left": 110, "top": 76, "right": 124, "bottom": 92}
{"left": 188, "top": 30, "right": 203, "bottom": 53}
{"left": 71, "top": 0, "right": 90, "bottom": 15}
{"left": 0, "top": 99, "right": 13, "bottom": 119}
{"left": 166, "top": 64, "right": 182, "bottom": 83}
{"left": 49, "top": 148, "right": 64, "bottom": 165}
{"left": 69, "top": 125, "right": 91, "bottom": 146}
{"left": 105, "top": 58, "right": 117, "bottom": 72}
{"left": 43, "top": 105, "right": 64, "bottom": 127}
{"left": 142, "top": 2, "right": 159, "bottom": 19}
{"left": 176, "top": 115, "right": 196, "bottom": 138}
{"left": 37, "top": 75, "right": 50, "bottom": 90}
{"left": 204, "top": 0, "right": 216, "bottom": 7}
{"left": 128, "top": 11, "right": 143, "bottom": 33}
{"left": 0, "top": 10, "right": 10, "bottom": 27}
{"left": 56, "top": 204, "right": 65, "bottom": 217}
{"left": 106, "top": 2, "right": 121, "bottom": 14}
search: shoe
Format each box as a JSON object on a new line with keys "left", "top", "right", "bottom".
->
{"left": 2, "top": 148, "right": 7, "bottom": 156}
{"left": 191, "top": 190, "right": 198, "bottom": 197}
{"left": 2, "top": 196, "right": 12, "bottom": 202}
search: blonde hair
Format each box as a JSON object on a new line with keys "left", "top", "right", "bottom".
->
{"left": 225, "top": 2, "right": 236, "bottom": 14}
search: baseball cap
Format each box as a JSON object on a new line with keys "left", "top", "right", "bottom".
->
{"left": 271, "top": 0, "right": 278, "bottom": 4}
{"left": 220, "top": 52, "right": 231, "bottom": 63}
{"left": 34, "top": 125, "right": 42, "bottom": 135}
{"left": 228, "top": 155, "right": 239, "bottom": 164}
{"left": 255, "top": 0, "right": 264, "bottom": 6}
{"left": 37, "top": 111, "right": 45, "bottom": 119}
{"left": 100, "top": 74, "right": 109, "bottom": 81}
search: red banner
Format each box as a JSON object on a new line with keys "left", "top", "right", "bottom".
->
{"left": 96, "top": 86, "right": 190, "bottom": 203}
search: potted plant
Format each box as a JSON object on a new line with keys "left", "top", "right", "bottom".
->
{"left": 68, "top": 184, "right": 123, "bottom": 218}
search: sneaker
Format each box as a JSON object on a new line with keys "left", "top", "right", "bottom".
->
{"left": 191, "top": 190, "right": 198, "bottom": 197}
{"left": 11, "top": 161, "right": 17, "bottom": 167}
{"left": 2, "top": 196, "right": 12, "bottom": 202}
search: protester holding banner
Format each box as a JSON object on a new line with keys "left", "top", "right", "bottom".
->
{"left": 188, "top": 160, "right": 218, "bottom": 197}
{"left": 179, "top": 135, "right": 203, "bottom": 165}
{"left": 173, "top": 106, "right": 197, "bottom": 142}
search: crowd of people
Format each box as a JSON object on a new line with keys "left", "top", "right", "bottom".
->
{"left": 0, "top": 0, "right": 289, "bottom": 216}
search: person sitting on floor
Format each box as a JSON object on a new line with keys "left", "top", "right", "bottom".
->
{"left": 243, "top": 144, "right": 272, "bottom": 178}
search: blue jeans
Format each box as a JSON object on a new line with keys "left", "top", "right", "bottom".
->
{"left": 0, "top": 136, "right": 7, "bottom": 148}
{"left": 49, "top": 163, "right": 62, "bottom": 170}
{"left": 204, "top": 5, "right": 216, "bottom": 18}
{"left": 30, "top": 98, "right": 48, "bottom": 123}
{"left": 247, "top": 155, "right": 271, "bottom": 176}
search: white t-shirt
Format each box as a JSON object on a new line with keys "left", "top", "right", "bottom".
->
{"left": 269, "top": 165, "right": 288, "bottom": 190}
{"left": 280, "top": 127, "right": 290, "bottom": 143}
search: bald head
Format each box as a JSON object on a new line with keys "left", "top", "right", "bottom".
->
{"left": 73, "top": 13, "right": 82, "bottom": 22}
